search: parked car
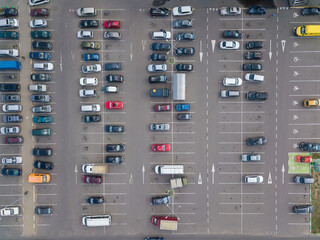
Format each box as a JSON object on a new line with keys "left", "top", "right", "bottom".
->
{"left": 152, "top": 195, "right": 171, "bottom": 205}
{"left": 29, "top": 0, "right": 49, "bottom": 6}
{"left": 32, "top": 40, "right": 52, "bottom": 50}
{"left": 296, "top": 155, "right": 312, "bottom": 163}
{"left": 2, "top": 168, "right": 21, "bottom": 176}
{"left": 32, "top": 105, "right": 52, "bottom": 113}
{"left": 80, "top": 77, "right": 98, "bottom": 86}
{"left": 244, "top": 175, "right": 263, "bottom": 183}
{"left": 32, "top": 148, "right": 52, "bottom": 156}
{"left": 0, "top": 207, "right": 20, "bottom": 216}
{"left": 104, "top": 31, "right": 121, "bottom": 40}
{"left": 105, "top": 101, "right": 123, "bottom": 109}
{"left": 151, "top": 42, "right": 171, "bottom": 51}
{"left": 28, "top": 84, "right": 47, "bottom": 92}
{"left": 33, "top": 62, "right": 53, "bottom": 71}
{"left": 83, "top": 175, "right": 102, "bottom": 184}
{"left": 4, "top": 136, "right": 23, "bottom": 144}
{"left": 2, "top": 156, "right": 22, "bottom": 164}
{"left": 0, "top": 83, "right": 20, "bottom": 92}
{"left": 34, "top": 160, "right": 54, "bottom": 170}
{"left": 32, "top": 128, "right": 51, "bottom": 136}
{"left": 150, "top": 53, "right": 167, "bottom": 61}
{"left": 301, "top": 8, "right": 320, "bottom": 15}
{"left": 3, "top": 115, "right": 22, "bottom": 123}
{"left": 1, "top": 94, "right": 20, "bottom": 102}
{"left": 87, "top": 196, "right": 104, "bottom": 204}
{"left": 152, "top": 30, "right": 171, "bottom": 40}
{"left": 176, "top": 103, "right": 190, "bottom": 111}
{"left": 102, "top": 85, "right": 119, "bottom": 93}
{"left": 33, "top": 116, "right": 52, "bottom": 123}
{"left": 248, "top": 6, "right": 266, "bottom": 15}
{"left": 220, "top": 41, "right": 240, "bottom": 50}
{"left": 106, "top": 74, "right": 123, "bottom": 83}
{"left": 244, "top": 73, "right": 264, "bottom": 82}
{"left": 105, "top": 125, "right": 124, "bottom": 133}
{"left": 293, "top": 205, "right": 314, "bottom": 214}
{"left": 220, "top": 7, "right": 241, "bottom": 16}
{"left": 29, "top": 52, "right": 50, "bottom": 60}
{"left": 176, "top": 63, "right": 193, "bottom": 72}
{"left": 223, "top": 78, "right": 242, "bottom": 86}
{"left": 175, "top": 47, "right": 195, "bottom": 56}
{"left": 31, "top": 30, "right": 51, "bottom": 39}
{"left": 30, "top": 19, "right": 47, "bottom": 28}
{"left": 150, "top": 123, "right": 170, "bottom": 131}
{"left": 0, "top": 126, "right": 20, "bottom": 134}
{"left": 303, "top": 99, "right": 320, "bottom": 107}
{"left": 241, "top": 153, "right": 261, "bottom": 161}
{"left": 246, "top": 91, "right": 268, "bottom": 100}
{"left": 80, "top": 20, "right": 99, "bottom": 28}
{"left": 81, "top": 41, "right": 100, "bottom": 50}
{"left": 246, "top": 41, "right": 263, "bottom": 49}
{"left": 243, "top": 63, "right": 262, "bottom": 71}
{"left": 82, "top": 64, "right": 101, "bottom": 73}
{"left": 176, "top": 32, "right": 195, "bottom": 41}
{"left": 31, "top": 73, "right": 51, "bottom": 81}
{"left": 172, "top": 6, "right": 193, "bottom": 16}
{"left": 79, "top": 89, "right": 97, "bottom": 98}
{"left": 220, "top": 90, "right": 240, "bottom": 98}
{"left": 223, "top": 30, "right": 242, "bottom": 39}
{"left": 147, "top": 64, "right": 167, "bottom": 72}
{"left": 245, "top": 51, "right": 263, "bottom": 60}
{"left": 106, "top": 144, "right": 125, "bottom": 152}
{"left": 83, "top": 115, "right": 101, "bottom": 123}
{"left": 35, "top": 206, "right": 52, "bottom": 215}
{"left": 178, "top": 113, "right": 192, "bottom": 120}
{"left": 30, "top": 8, "right": 49, "bottom": 17}
{"left": 76, "top": 7, "right": 96, "bottom": 17}
{"left": 149, "top": 75, "right": 167, "bottom": 83}
{"left": 154, "top": 104, "right": 171, "bottom": 112}
{"left": 105, "top": 62, "right": 122, "bottom": 71}
{"left": 77, "top": 30, "right": 93, "bottom": 39}
{"left": 293, "top": 176, "right": 314, "bottom": 184}
{"left": 0, "top": 31, "right": 19, "bottom": 39}
{"left": 0, "top": 8, "right": 18, "bottom": 17}
{"left": 246, "top": 137, "right": 267, "bottom": 146}
{"left": 150, "top": 7, "right": 169, "bottom": 17}
{"left": 173, "top": 19, "right": 193, "bottom": 28}
{"left": 299, "top": 142, "right": 320, "bottom": 152}
{"left": 104, "top": 20, "right": 120, "bottom": 29}
{"left": 2, "top": 104, "right": 22, "bottom": 112}
{"left": 105, "top": 156, "right": 123, "bottom": 164}
{"left": 152, "top": 144, "right": 170, "bottom": 152}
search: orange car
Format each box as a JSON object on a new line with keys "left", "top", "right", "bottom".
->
{"left": 296, "top": 155, "right": 312, "bottom": 163}
{"left": 303, "top": 99, "right": 320, "bottom": 107}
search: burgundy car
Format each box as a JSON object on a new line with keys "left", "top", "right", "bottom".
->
{"left": 30, "top": 8, "right": 49, "bottom": 17}
{"left": 154, "top": 104, "right": 171, "bottom": 112}
{"left": 4, "top": 136, "right": 23, "bottom": 144}
{"left": 83, "top": 175, "right": 102, "bottom": 184}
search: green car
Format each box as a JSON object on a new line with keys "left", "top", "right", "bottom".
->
{"left": 0, "top": 31, "right": 19, "bottom": 40}
{"left": 32, "top": 128, "right": 51, "bottom": 136}
{"left": 30, "top": 31, "right": 51, "bottom": 39}
{"left": 32, "top": 116, "right": 52, "bottom": 124}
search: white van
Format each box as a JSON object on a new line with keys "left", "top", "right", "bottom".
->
{"left": 0, "top": 18, "right": 19, "bottom": 29}
{"left": 82, "top": 215, "right": 111, "bottom": 227}
{"left": 0, "top": 49, "right": 19, "bottom": 57}
{"left": 81, "top": 104, "right": 101, "bottom": 112}
{"left": 155, "top": 165, "right": 184, "bottom": 175}
{"left": 244, "top": 73, "right": 264, "bottom": 82}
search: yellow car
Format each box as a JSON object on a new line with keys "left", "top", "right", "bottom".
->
{"left": 303, "top": 99, "right": 320, "bottom": 107}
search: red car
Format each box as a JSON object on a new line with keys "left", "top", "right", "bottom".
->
{"left": 30, "top": 8, "right": 49, "bottom": 17}
{"left": 152, "top": 144, "right": 170, "bottom": 152}
{"left": 154, "top": 104, "right": 171, "bottom": 112}
{"left": 105, "top": 101, "right": 124, "bottom": 109}
{"left": 83, "top": 175, "right": 102, "bottom": 184}
{"left": 4, "top": 136, "right": 23, "bottom": 144}
{"left": 296, "top": 155, "right": 312, "bottom": 163}
{"left": 104, "top": 20, "right": 120, "bottom": 29}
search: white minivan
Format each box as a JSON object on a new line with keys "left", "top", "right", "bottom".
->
{"left": 82, "top": 215, "right": 111, "bottom": 227}
{"left": 155, "top": 165, "right": 184, "bottom": 174}
{"left": 80, "top": 104, "right": 101, "bottom": 112}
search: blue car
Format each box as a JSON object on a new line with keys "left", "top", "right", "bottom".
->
{"left": 83, "top": 53, "right": 100, "bottom": 61}
{"left": 29, "top": 52, "right": 50, "bottom": 60}
{"left": 176, "top": 103, "right": 190, "bottom": 111}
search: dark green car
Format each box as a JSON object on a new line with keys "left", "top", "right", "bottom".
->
{"left": 0, "top": 31, "right": 19, "bottom": 40}
{"left": 32, "top": 128, "right": 51, "bottom": 136}
{"left": 30, "top": 31, "right": 51, "bottom": 39}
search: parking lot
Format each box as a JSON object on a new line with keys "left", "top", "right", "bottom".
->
{"left": 0, "top": 0, "right": 320, "bottom": 239}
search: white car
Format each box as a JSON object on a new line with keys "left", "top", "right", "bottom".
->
{"left": 82, "top": 64, "right": 101, "bottom": 74}
{"left": 244, "top": 175, "right": 263, "bottom": 184}
{"left": 150, "top": 123, "right": 170, "bottom": 131}
{"left": 152, "top": 30, "right": 171, "bottom": 40}
{"left": 77, "top": 30, "right": 93, "bottom": 39}
{"left": 220, "top": 41, "right": 240, "bottom": 50}
{"left": 29, "top": 0, "right": 49, "bottom": 6}
{"left": 79, "top": 77, "right": 98, "bottom": 86}
{"left": 220, "top": 7, "right": 241, "bottom": 16}
{"left": 172, "top": 6, "right": 193, "bottom": 16}
{"left": 79, "top": 89, "right": 97, "bottom": 98}
{"left": 245, "top": 73, "right": 264, "bottom": 82}
{"left": 147, "top": 64, "right": 167, "bottom": 72}
{"left": 0, "top": 126, "right": 20, "bottom": 134}
{"left": 241, "top": 153, "right": 261, "bottom": 162}
{"left": 223, "top": 77, "right": 242, "bottom": 86}
{"left": 0, "top": 207, "right": 20, "bottom": 216}
{"left": 80, "top": 104, "right": 101, "bottom": 112}
{"left": 1, "top": 156, "right": 22, "bottom": 164}
{"left": 33, "top": 62, "right": 54, "bottom": 71}
{"left": 76, "top": 7, "right": 97, "bottom": 17}
{"left": 30, "top": 19, "right": 47, "bottom": 28}
{"left": 0, "top": 49, "right": 19, "bottom": 57}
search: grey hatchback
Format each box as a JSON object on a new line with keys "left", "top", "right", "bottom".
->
{"left": 293, "top": 176, "right": 314, "bottom": 184}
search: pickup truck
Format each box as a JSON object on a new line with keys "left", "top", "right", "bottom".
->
{"left": 82, "top": 164, "right": 108, "bottom": 174}
{"left": 151, "top": 216, "right": 178, "bottom": 230}
{"left": 170, "top": 177, "right": 187, "bottom": 189}
{"left": 150, "top": 88, "right": 169, "bottom": 97}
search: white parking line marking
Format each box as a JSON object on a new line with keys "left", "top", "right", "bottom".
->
{"left": 219, "top": 212, "right": 264, "bottom": 215}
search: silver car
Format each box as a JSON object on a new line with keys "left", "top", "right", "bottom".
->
{"left": 0, "top": 126, "right": 20, "bottom": 134}
{"left": 2, "top": 156, "right": 22, "bottom": 164}
{"left": 150, "top": 123, "right": 170, "bottom": 131}
{"left": 32, "top": 105, "right": 52, "bottom": 113}
{"left": 220, "top": 7, "right": 241, "bottom": 16}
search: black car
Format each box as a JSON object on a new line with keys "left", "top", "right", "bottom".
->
{"left": 0, "top": 31, "right": 19, "bottom": 40}
{"left": 151, "top": 42, "right": 171, "bottom": 51}
{"left": 33, "top": 160, "right": 54, "bottom": 170}
{"left": 32, "top": 41, "right": 53, "bottom": 50}
{"left": 175, "top": 47, "right": 195, "bottom": 56}
{"left": 176, "top": 32, "right": 195, "bottom": 41}
{"left": 80, "top": 20, "right": 99, "bottom": 28}
{"left": 299, "top": 142, "right": 320, "bottom": 152}
{"left": 32, "top": 148, "right": 53, "bottom": 157}
{"left": 246, "top": 91, "right": 268, "bottom": 101}
{"left": 177, "top": 113, "right": 192, "bottom": 120}
{"left": 1, "top": 94, "right": 20, "bottom": 102}
{"left": 293, "top": 205, "right": 314, "bottom": 214}
{"left": 105, "top": 125, "right": 124, "bottom": 133}
{"left": 3, "top": 115, "right": 22, "bottom": 123}
{"left": 149, "top": 75, "right": 167, "bottom": 83}
{"left": 150, "top": 53, "right": 167, "bottom": 61}
{"left": 106, "top": 144, "right": 125, "bottom": 152}
{"left": 0, "top": 8, "right": 18, "bottom": 17}
{"left": 105, "top": 156, "right": 123, "bottom": 164}
{"left": 30, "top": 31, "right": 51, "bottom": 39}
{"left": 2, "top": 168, "right": 22, "bottom": 176}
{"left": 248, "top": 6, "right": 267, "bottom": 15}
{"left": 0, "top": 83, "right": 20, "bottom": 92}
{"left": 87, "top": 196, "right": 104, "bottom": 204}
{"left": 243, "top": 63, "right": 262, "bottom": 71}
{"left": 245, "top": 51, "right": 263, "bottom": 60}
{"left": 150, "top": 7, "right": 169, "bottom": 17}
{"left": 83, "top": 115, "right": 101, "bottom": 123}
{"left": 35, "top": 206, "right": 52, "bottom": 215}
{"left": 173, "top": 19, "right": 193, "bottom": 28}
{"left": 176, "top": 64, "right": 193, "bottom": 72}
{"left": 31, "top": 73, "right": 51, "bottom": 81}
{"left": 246, "top": 137, "right": 267, "bottom": 146}
{"left": 152, "top": 195, "right": 171, "bottom": 205}
{"left": 301, "top": 8, "right": 320, "bottom": 16}
{"left": 106, "top": 74, "right": 123, "bottom": 83}
{"left": 223, "top": 30, "right": 242, "bottom": 39}
{"left": 246, "top": 41, "right": 263, "bottom": 49}
{"left": 105, "top": 63, "right": 122, "bottom": 71}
